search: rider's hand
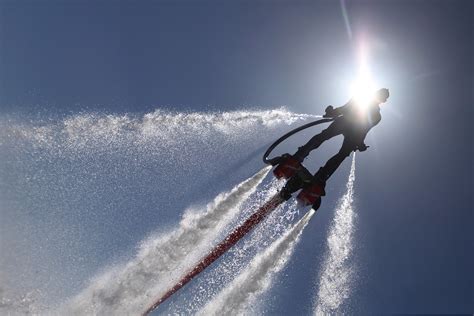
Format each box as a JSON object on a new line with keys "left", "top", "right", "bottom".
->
{"left": 323, "top": 105, "right": 335, "bottom": 118}
{"left": 357, "top": 143, "right": 369, "bottom": 152}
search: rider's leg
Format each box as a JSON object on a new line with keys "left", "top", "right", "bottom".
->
{"left": 293, "top": 120, "right": 343, "bottom": 162}
{"left": 314, "top": 137, "right": 355, "bottom": 183}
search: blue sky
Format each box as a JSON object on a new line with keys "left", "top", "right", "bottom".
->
{"left": 1, "top": 0, "right": 472, "bottom": 313}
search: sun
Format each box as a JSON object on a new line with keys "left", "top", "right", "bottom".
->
{"left": 350, "top": 42, "right": 378, "bottom": 109}
{"left": 350, "top": 74, "right": 377, "bottom": 109}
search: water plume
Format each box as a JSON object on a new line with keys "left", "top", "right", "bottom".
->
{"left": 1, "top": 107, "right": 317, "bottom": 313}
{"left": 61, "top": 168, "right": 270, "bottom": 315}
{"left": 199, "top": 208, "right": 315, "bottom": 315}
{"left": 314, "top": 154, "right": 357, "bottom": 314}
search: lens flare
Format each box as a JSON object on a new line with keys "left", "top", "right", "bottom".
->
{"left": 350, "top": 41, "right": 377, "bottom": 109}
{"left": 350, "top": 75, "right": 376, "bottom": 109}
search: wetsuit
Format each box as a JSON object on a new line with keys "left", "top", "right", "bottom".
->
{"left": 293, "top": 99, "right": 381, "bottom": 182}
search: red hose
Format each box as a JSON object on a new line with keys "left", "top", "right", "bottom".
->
{"left": 142, "top": 194, "right": 285, "bottom": 315}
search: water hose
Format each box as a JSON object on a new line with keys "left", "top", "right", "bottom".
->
{"left": 263, "top": 118, "right": 334, "bottom": 165}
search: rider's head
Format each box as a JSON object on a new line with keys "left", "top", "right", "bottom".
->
{"left": 375, "top": 88, "right": 390, "bottom": 103}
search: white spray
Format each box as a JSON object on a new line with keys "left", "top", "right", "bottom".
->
{"left": 314, "top": 154, "right": 356, "bottom": 314}
{"left": 1, "top": 108, "right": 317, "bottom": 313}
{"left": 199, "top": 208, "right": 316, "bottom": 316}
{"left": 3, "top": 108, "right": 317, "bottom": 153}
{"left": 61, "top": 167, "right": 270, "bottom": 315}
{"left": 165, "top": 179, "right": 293, "bottom": 314}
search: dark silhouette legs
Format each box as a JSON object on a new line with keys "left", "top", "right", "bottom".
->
{"left": 293, "top": 120, "right": 343, "bottom": 162}
{"left": 314, "top": 138, "right": 354, "bottom": 182}
{"left": 292, "top": 120, "right": 356, "bottom": 183}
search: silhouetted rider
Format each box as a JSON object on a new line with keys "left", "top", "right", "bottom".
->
{"left": 293, "top": 88, "right": 390, "bottom": 184}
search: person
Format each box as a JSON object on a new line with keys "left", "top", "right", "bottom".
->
{"left": 292, "top": 88, "right": 390, "bottom": 185}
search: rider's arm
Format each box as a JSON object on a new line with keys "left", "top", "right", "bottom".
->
{"left": 356, "top": 110, "right": 382, "bottom": 152}
{"left": 332, "top": 104, "right": 348, "bottom": 116}
{"left": 323, "top": 100, "right": 351, "bottom": 118}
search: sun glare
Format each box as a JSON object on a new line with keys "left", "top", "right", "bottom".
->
{"left": 350, "top": 74, "right": 376, "bottom": 108}
{"left": 350, "top": 42, "right": 378, "bottom": 109}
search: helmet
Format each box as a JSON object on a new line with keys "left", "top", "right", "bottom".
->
{"left": 375, "top": 88, "right": 389, "bottom": 103}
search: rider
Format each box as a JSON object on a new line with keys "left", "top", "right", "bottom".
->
{"left": 292, "top": 88, "right": 390, "bottom": 186}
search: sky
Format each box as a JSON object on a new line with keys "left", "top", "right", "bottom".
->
{"left": 1, "top": 0, "right": 472, "bottom": 314}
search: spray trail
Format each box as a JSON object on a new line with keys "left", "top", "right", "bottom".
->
{"left": 2, "top": 107, "right": 317, "bottom": 154}
{"left": 199, "top": 208, "right": 315, "bottom": 316}
{"left": 165, "top": 179, "right": 293, "bottom": 314}
{"left": 61, "top": 167, "right": 270, "bottom": 315}
{"left": 1, "top": 107, "right": 314, "bottom": 310}
{"left": 314, "top": 154, "right": 356, "bottom": 314}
